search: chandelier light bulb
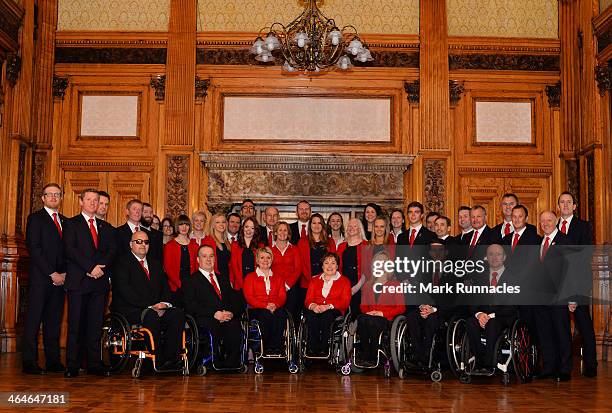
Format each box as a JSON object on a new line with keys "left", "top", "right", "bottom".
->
{"left": 329, "top": 30, "right": 342, "bottom": 46}
{"left": 336, "top": 55, "right": 352, "bottom": 70}
{"left": 255, "top": 51, "right": 275, "bottom": 62}
{"left": 347, "top": 39, "right": 363, "bottom": 55}
{"left": 264, "top": 34, "right": 280, "bottom": 51}
{"left": 294, "top": 32, "right": 309, "bottom": 48}
{"left": 282, "top": 61, "right": 296, "bottom": 72}
{"left": 355, "top": 49, "right": 373, "bottom": 63}
{"left": 250, "top": 38, "right": 265, "bottom": 55}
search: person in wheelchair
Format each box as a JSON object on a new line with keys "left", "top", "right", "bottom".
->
{"left": 181, "top": 245, "right": 245, "bottom": 368}
{"left": 304, "top": 252, "right": 351, "bottom": 357}
{"left": 466, "top": 244, "right": 518, "bottom": 375}
{"left": 111, "top": 231, "right": 185, "bottom": 370}
{"left": 358, "top": 251, "right": 405, "bottom": 366}
{"left": 243, "top": 247, "right": 287, "bottom": 354}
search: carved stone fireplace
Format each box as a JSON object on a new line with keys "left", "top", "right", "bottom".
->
{"left": 200, "top": 151, "right": 414, "bottom": 216}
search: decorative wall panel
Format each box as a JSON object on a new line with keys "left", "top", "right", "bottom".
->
{"left": 447, "top": 0, "right": 558, "bottom": 39}
{"left": 58, "top": 0, "right": 170, "bottom": 31}
{"left": 423, "top": 159, "right": 446, "bottom": 214}
{"left": 80, "top": 95, "right": 139, "bottom": 138}
{"left": 223, "top": 96, "right": 391, "bottom": 142}
{"left": 166, "top": 155, "right": 190, "bottom": 219}
{"left": 197, "top": 0, "right": 419, "bottom": 34}
{"left": 475, "top": 101, "right": 533, "bottom": 143}
{"left": 601, "top": 0, "right": 612, "bottom": 13}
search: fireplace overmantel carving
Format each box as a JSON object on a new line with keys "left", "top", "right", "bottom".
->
{"left": 200, "top": 151, "right": 414, "bottom": 209}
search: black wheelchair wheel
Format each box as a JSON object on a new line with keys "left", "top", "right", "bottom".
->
{"left": 390, "top": 315, "right": 406, "bottom": 374}
{"left": 511, "top": 319, "right": 537, "bottom": 383}
{"left": 100, "top": 313, "right": 132, "bottom": 373}
{"left": 184, "top": 314, "right": 200, "bottom": 372}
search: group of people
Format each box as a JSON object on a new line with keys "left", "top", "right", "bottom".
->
{"left": 23, "top": 185, "right": 597, "bottom": 381}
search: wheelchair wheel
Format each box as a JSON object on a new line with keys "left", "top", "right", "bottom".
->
{"left": 446, "top": 318, "right": 466, "bottom": 378}
{"left": 184, "top": 314, "right": 200, "bottom": 372}
{"left": 239, "top": 364, "right": 249, "bottom": 374}
{"left": 196, "top": 364, "right": 207, "bottom": 376}
{"left": 510, "top": 320, "right": 537, "bottom": 383}
{"left": 459, "top": 372, "right": 471, "bottom": 384}
{"left": 431, "top": 370, "right": 443, "bottom": 382}
{"left": 101, "top": 313, "right": 132, "bottom": 373}
{"left": 254, "top": 362, "right": 264, "bottom": 374}
{"left": 131, "top": 358, "right": 143, "bottom": 378}
{"left": 390, "top": 315, "right": 406, "bottom": 374}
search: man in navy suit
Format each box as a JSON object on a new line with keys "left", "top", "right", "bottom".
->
{"left": 22, "top": 183, "right": 67, "bottom": 374}
{"left": 464, "top": 205, "right": 494, "bottom": 260}
{"left": 397, "top": 201, "right": 436, "bottom": 247}
{"left": 260, "top": 206, "right": 279, "bottom": 246}
{"left": 63, "top": 189, "right": 116, "bottom": 377}
{"left": 111, "top": 231, "right": 184, "bottom": 370}
{"left": 557, "top": 191, "right": 597, "bottom": 377}
{"left": 455, "top": 206, "right": 473, "bottom": 244}
{"left": 491, "top": 193, "right": 519, "bottom": 244}
{"left": 289, "top": 200, "right": 311, "bottom": 246}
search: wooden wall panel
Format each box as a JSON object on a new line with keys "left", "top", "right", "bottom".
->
{"left": 106, "top": 172, "right": 152, "bottom": 226}
{"left": 61, "top": 171, "right": 107, "bottom": 218}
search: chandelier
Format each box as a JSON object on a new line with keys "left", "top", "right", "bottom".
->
{"left": 249, "top": 0, "right": 373, "bottom": 72}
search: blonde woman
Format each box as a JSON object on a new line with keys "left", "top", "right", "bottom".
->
{"left": 190, "top": 210, "right": 207, "bottom": 246}
{"left": 202, "top": 212, "right": 232, "bottom": 278}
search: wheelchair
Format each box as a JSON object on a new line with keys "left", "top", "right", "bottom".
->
{"left": 296, "top": 309, "right": 352, "bottom": 373}
{"left": 247, "top": 308, "right": 299, "bottom": 374}
{"left": 449, "top": 317, "right": 538, "bottom": 385}
{"left": 338, "top": 315, "right": 398, "bottom": 377}
{"left": 100, "top": 311, "right": 199, "bottom": 378}
{"left": 389, "top": 314, "right": 459, "bottom": 382}
{"left": 194, "top": 314, "right": 249, "bottom": 376}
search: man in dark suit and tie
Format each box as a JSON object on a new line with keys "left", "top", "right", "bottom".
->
{"left": 95, "top": 190, "right": 111, "bottom": 221}
{"left": 260, "top": 206, "right": 279, "bottom": 246}
{"left": 455, "top": 206, "right": 473, "bottom": 244}
{"left": 111, "top": 231, "right": 185, "bottom": 370}
{"left": 226, "top": 212, "right": 241, "bottom": 244}
{"left": 115, "top": 199, "right": 162, "bottom": 264}
{"left": 501, "top": 204, "right": 540, "bottom": 270}
{"left": 397, "top": 201, "right": 436, "bottom": 247}
{"left": 22, "top": 183, "right": 67, "bottom": 375}
{"left": 63, "top": 188, "right": 116, "bottom": 377}
{"left": 289, "top": 200, "right": 311, "bottom": 246}
{"left": 140, "top": 202, "right": 164, "bottom": 263}
{"left": 491, "top": 193, "right": 519, "bottom": 244}
{"left": 557, "top": 191, "right": 597, "bottom": 377}
{"left": 465, "top": 205, "right": 494, "bottom": 260}
{"left": 182, "top": 245, "right": 245, "bottom": 368}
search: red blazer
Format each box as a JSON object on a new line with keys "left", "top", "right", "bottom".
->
{"left": 162, "top": 238, "right": 198, "bottom": 291}
{"left": 305, "top": 274, "right": 351, "bottom": 315}
{"left": 271, "top": 244, "right": 302, "bottom": 289}
{"left": 336, "top": 240, "right": 368, "bottom": 284}
{"left": 327, "top": 236, "right": 343, "bottom": 253}
{"left": 243, "top": 271, "right": 287, "bottom": 309}
{"left": 360, "top": 243, "right": 396, "bottom": 283}
{"left": 229, "top": 241, "right": 260, "bottom": 290}
{"left": 360, "top": 280, "right": 405, "bottom": 320}
{"left": 297, "top": 237, "right": 330, "bottom": 289}
{"left": 387, "top": 233, "right": 396, "bottom": 245}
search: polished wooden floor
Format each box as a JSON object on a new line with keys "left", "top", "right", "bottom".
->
{"left": 0, "top": 353, "right": 610, "bottom": 413}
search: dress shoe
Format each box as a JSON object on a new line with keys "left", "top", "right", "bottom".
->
{"left": 583, "top": 366, "right": 597, "bottom": 378}
{"left": 555, "top": 373, "right": 571, "bottom": 382}
{"left": 22, "top": 364, "right": 46, "bottom": 375}
{"left": 46, "top": 362, "right": 65, "bottom": 373}
{"left": 64, "top": 368, "right": 79, "bottom": 378}
{"left": 87, "top": 366, "right": 111, "bottom": 377}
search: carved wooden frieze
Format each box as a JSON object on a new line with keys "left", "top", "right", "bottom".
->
{"left": 449, "top": 54, "right": 560, "bottom": 71}
{"left": 166, "top": 155, "right": 189, "bottom": 219}
{"left": 30, "top": 151, "right": 47, "bottom": 213}
{"left": 52, "top": 75, "right": 69, "bottom": 100}
{"left": 404, "top": 80, "right": 419, "bottom": 104}
{"left": 545, "top": 81, "right": 561, "bottom": 108}
{"left": 201, "top": 151, "right": 414, "bottom": 205}
{"left": 150, "top": 75, "right": 166, "bottom": 101}
{"left": 595, "top": 63, "right": 611, "bottom": 96}
{"left": 423, "top": 159, "right": 446, "bottom": 214}
{"left": 55, "top": 47, "right": 167, "bottom": 64}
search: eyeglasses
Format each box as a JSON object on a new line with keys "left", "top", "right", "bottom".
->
{"left": 44, "top": 193, "right": 62, "bottom": 198}
{"left": 162, "top": 224, "right": 172, "bottom": 228}
{"left": 131, "top": 239, "right": 150, "bottom": 245}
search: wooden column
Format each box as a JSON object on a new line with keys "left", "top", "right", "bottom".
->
{"left": 162, "top": 0, "right": 196, "bottom": 217}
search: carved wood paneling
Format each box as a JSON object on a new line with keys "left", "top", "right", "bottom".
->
{"left": 0, "top": 0, "right": 23, "bottom": 51}
{"left": 595, "top": 62, "right": 612, "bottom": 96}
{"left": 150, "top": 75, "right": 166, "bottom": 101}
{"left": 423, "top": 159, "right": 446, "bottom": 214}
{"left": 565, "top": 159, "right": 580, "bottom": 213}
{"left": 55, "top": 47, "right": 167, "bottom": 64}
{"left": 587, "top": 153, "right": 595, "bottom": 228}
{"left": 166, "top": 155, "right": 190, "bottom": 219}
{"left": 404, "top": 80, "right": 419, "bottom": 104}
{"left": 14, "top": 143, "right": 27, "bottom": 234}
{"left": 30, "top": 150, "right": 47, "bottom": 213}
{"left": 449, "top": 54, "right": 560, "bottom": 71}
{"left": 52, "top": 76, "right": 69, "bottom": 100}
{"left": 545, "top": 81, "right": 561, "bottom": 107}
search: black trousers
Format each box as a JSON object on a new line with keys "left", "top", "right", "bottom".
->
{"left": 285, "top": 285, "right": 302, "bottom": 327}
{"left": 22, "top": 282, "right": 65, "bottom": 367}
{"left": 200, "top": 318, "right": 243, "bottom": 368}
{"left": 573, "top": 305, "right": 597, "bottom": 370}
{"left": 66, "top": 290, "right": 107, "bottom": 370}
{"left": 349, "top": 290, "right": 362, "bottom": 316}
{"left": 357, "top": 314, "right": 389, "bottom": 361}
{"left": 466, "top": 316, "right": 513, "bottom": 368}
{"left": 129, "top": 307, "right": 185, "bottom": 363}
{"left": 305, "top": 309, "right": 341, "bottom": 354}
{"left": 250, "top": 308, "right": 287, "bottom": 350}
{"left": 405, "top": 310, "right": 440, "bottom": 363}
{"left": 537, "top": 305, "right": 572, "bottom": 375}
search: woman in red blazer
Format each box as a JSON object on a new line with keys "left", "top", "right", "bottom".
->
{"left": 326, "top": 212, "right": 345, "bottom": 253}
{"left": 336, "top": 218, "right": 369, "bottom": 315}
{"left": 304, "top": 252, "right": 351, "bottom": 356}
{"left": 271, "top": 221, "right": 302, "bottom": 325}
{"left": 243, "top": 247, "right": 287, "bottom": 353}
{"left": 229, "top": 216, "right": 261, "bottom": 290}
{"left": 163, "top": 214, "right": 198, "bottom": 292}
{"left": 358, "top": 251, "right": 405, "bottom": 363}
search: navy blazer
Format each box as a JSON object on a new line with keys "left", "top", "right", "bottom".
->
{"left": 25, "top": 208, "right": 67, "bottom": 285}
{"left": 559, "top": 216, "right": 593, "bottom": 245}
{"left": 63, "top": 214, "right": 116, "bottom": 293}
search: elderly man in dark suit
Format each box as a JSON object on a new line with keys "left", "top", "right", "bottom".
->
{"left": 63, "top": 188, "right": 116, "bottom": 378}
{"left": 111, "top": 230, "right": 184, "bottom": 370}
{"left": 22, "top": 183, "right": 67, "bottom": 375}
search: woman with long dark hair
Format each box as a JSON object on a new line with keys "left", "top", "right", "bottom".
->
{"left": 361, "top": 203, "right": 382, "bottom": 240}
{"left": 229, "top": 216, "right": 261, "bottom": 290}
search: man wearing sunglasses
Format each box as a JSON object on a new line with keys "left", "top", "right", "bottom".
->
{"left": 111, "top": 231, "right": 185, "bottom": 371}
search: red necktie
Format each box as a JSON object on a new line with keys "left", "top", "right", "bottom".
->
{"left": 504, "top": 222, "right": 511, "bottom": 236}
{"left": 512, "top": 232, "right": 520, "bottom": 252}
{"left": 433, "top": 271, "right": 440, "bottom": 286}
{"left": 209, "top": 274, "right": 222, "bottom": 299}
{"left": 89, "top": 218, "right": 99, "bottom": 249}
{"left": 490, "top": 271, "right": 498, "bottom": 287}
{"left": 268, "top": 231, "right": 273, "bottom": 246}
{"left": 409, "top": 228, "right": 416, "bottom": 247}
{"left": 134, "top": 225, "right": 139, "bottom": 233}
{"left": 301, "top": 224, "right": 307, "bottom": 238}
{"left": 540, "top": 236, "right": 550, "bottom": 261}
{"left": 52, "top": 213, "right": 62, "bottom": 238}
{"left": 560, "top": 220, "right": 567, "bottom": 234}
{"left": 139, "top": 259, "right": 150, "bottom": 279}
{"left": 470, "top": 230, "right": 479, "bottom": 247}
